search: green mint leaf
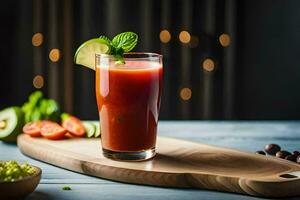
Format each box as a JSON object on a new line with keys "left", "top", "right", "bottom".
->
{"left": 99, "top": 35, "right": 111, "bottom": 44}
{"left": 62, "top": 186, "right": 71, "bottom": 190}
{"left": 112, "top": 32, "right": 138, "bottom": 52}
{"left": 113, "top": 54, "right": 125, "bottom": 65}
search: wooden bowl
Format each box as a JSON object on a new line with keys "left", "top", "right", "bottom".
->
{"left": 0, "top": 165, "right": 42, "bottom": 200}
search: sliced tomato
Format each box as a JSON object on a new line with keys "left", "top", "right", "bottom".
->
{"left": 23, "top": 120, "right": 57, "bottom": 137}
{"left": 23, "top": 121, "right": 42, "bottom": 137}
{"left": 62, "top": 116, "right": 86, "bottom": 137}
{"left": 40, "top": 122, "right": 67, "bottom": 140}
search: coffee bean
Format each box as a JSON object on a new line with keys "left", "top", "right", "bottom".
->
{"left": 255, "top": 151, "right": 266, "bottom": 155}
{"left": 276, "top": 150, "right": 291, "bottom": 159}
{"left": 285, "top": 155, "right": 297, "bottom": 162}
{"left": 293, "top": 151, "right": 300, "bottom": 157}
{"left": 265, "top": 144, "right": 281, "bottom": 155}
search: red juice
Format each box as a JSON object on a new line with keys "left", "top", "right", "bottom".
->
{"left": 96, "top": 59, "right": 163, "bottom": 152}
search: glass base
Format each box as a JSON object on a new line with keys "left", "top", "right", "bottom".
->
{"left": 102, "top": 147, "right": 156, "bottom": 161}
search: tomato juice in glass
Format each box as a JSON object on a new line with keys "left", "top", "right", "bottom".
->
{"left": 95, "top": 53, "right": 163, "bottom": 161}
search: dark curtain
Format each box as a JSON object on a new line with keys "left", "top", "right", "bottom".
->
{"left": 1, "top": 0, "right": 300, "bottom": 120}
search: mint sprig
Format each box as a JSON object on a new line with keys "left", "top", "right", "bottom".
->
{"left": 99, "top": 32, "right": 138, "bottom": 64}
{"left": 99, "top": 35, "right": 111, "bottom": 44}
{"left": 112, "top": 32, "right": 138, "bottom": 52}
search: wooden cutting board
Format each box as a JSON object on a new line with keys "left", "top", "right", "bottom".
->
{"left": 17, "top": 134, "right": 300, "bottom": 198}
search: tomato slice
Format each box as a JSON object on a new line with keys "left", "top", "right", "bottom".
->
{"left": 40, "top": 122, "right": 67, "bottom": 140}
{"left": 23, "top": 121, "right": 42, "bottom": 137}
{"left": 62, "top": 116, "right": 86, "bottom": 137}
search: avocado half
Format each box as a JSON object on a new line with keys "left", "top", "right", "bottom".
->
{"left": 0, "top": 107, "right": 24, "bottom": 142}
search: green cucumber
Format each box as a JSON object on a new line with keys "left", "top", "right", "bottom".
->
{"left": 93, "top": 122, "right": 101, "bottom": 138}
{"left": 0, "top": 107, "right": 24, "bottom": 142}
{"left": 83, "top": 122, "right": 95, "bottom": 138}
{"left": 84, "top": 121, "right": 101, "bottom": 138}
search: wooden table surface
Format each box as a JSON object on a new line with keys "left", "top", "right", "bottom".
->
{"left": 1, "top": 121, "right": 300, "bottom": 200}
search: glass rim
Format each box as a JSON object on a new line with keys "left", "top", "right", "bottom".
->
{"left": 95, "top": 52, "right": 163, "bottom": 59}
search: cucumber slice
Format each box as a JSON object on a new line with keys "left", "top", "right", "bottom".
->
{"left": 93, "top": 122, "right": 101, "bottom": 138}
{"left": 74, "top": 38, "right": 110, "bottom": 70}
{"left": 83, "top": 122, "right": 95, "bottom": 138}
{"left": 84, "top": 121, "right": 101, "bottom": 138}
{"left": 0, "top": 107, "right": 24, "bottom": 142}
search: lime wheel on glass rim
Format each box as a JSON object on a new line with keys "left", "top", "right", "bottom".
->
{"left": 74, "top": 38, "right": 110, "bottom": 70}
{"left": 74, "top": 32, "right": 138, "bottom": 69}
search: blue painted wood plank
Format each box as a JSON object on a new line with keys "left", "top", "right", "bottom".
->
{"left": 158, "top": 121, "right": 300, "bottom": 151}
{"left": 26, "top": 183, "right": 300, "bottom": 200}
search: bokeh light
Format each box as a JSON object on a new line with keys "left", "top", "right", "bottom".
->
{"left": 33, "top": 75, "right": 44, "bottom": 89}
{"left": 32, "top": 33, "right": 43, "bottom": 47}
{"left": 49, "top": 48, "right": 60, "bottom": 62}
{"left": 202, "top": 58, "right": 215, "bottom": 72}
{"left": 179, "top": 31, "right": 191, "bottom": 44}
{"left": 180, "top": 87, "right": 192, "bottom": 101}
{"left": 219, "top": 33, "right": 231, "bottom": 47}
{"left": 159, "top": 30, "right": 171, "bottom": 43}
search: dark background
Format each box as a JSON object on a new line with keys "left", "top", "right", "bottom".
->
{"left": 0, "top": 0, "right": 300, "bottom": 120}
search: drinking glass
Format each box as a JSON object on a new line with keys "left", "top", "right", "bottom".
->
{"left": 95, "top": 53, "right": 163, "bottom": 161}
